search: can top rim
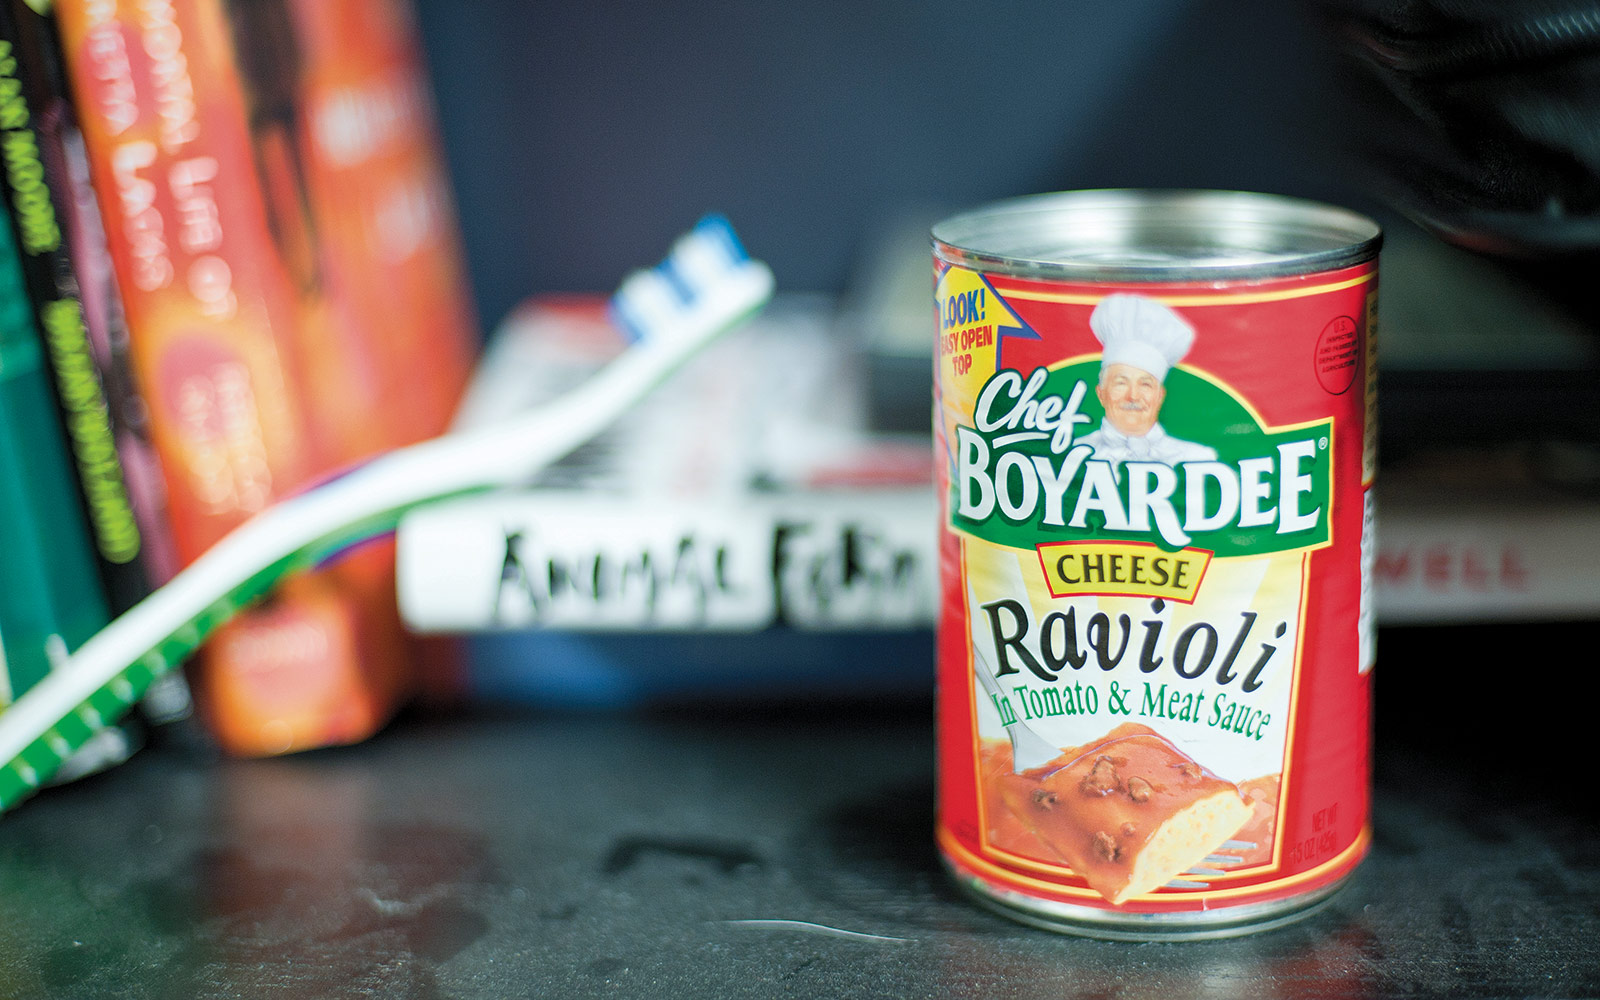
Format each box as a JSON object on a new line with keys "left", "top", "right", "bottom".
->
{"left": 931, "top": 190, "right": 1382, "bottom": 281}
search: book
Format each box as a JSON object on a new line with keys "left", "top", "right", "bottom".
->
{"left": 1368, "top": 448, "right": 1600, "bottom": 625}
{"left": 54, "top": 0, "right": 476, "bottom": 754}
{"left": 399, "top": 490, "right": 937, "bottom": 636}
{"left": 0, "top": 0, "right": 193, "bottom": 738}
{"left": 0, "top": 1, "right": 151, "bottom": 613}
{"left": 393, "top": 295, "right": 939, "bottom": 703}
{"left": 396, "top": 298, "right": 1600, "bottom": 707}
{"left": 0, "top": 159, "right": 136, "bottom": 772}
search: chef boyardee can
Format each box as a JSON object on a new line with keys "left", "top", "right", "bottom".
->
{"left": 932, "top": 190, "right": 1379, "bottom": 939}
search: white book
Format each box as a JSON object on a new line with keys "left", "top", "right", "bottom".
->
{"left": 396, "top": 294, "right": 938, "bottom": 634}
{"left": 397, "top": 490, "right": 937, "bottom": 633}
{"left": 1369, "top": 453, "right": 1600, "bottom": 625}
{"left": 396, "top": 297, "right": 1600, "bottom": 634}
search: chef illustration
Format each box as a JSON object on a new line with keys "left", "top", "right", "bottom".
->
{"left": 1078, "top": 294, "right": 1218, "bottom": 469}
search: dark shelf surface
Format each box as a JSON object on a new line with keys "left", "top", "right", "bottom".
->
{"left": 1, "top": 661, "right": 1596, "bottom": 999}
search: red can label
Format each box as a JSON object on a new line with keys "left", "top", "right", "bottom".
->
{"left": 934, "top": 259, "right": 1376, "bottom": 918}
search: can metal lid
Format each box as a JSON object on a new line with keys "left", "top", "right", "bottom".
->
{"left": 932, "top": 190, "right": 1382, "bottom": 281}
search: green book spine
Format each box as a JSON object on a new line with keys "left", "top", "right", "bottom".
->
{"left": 0, "top": 171, "right": 107, "bottom": 707}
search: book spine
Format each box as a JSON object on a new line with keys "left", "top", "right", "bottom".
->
{"left": 396, "top": 492, "right": 940, "bottom": 634}
{"left": 54, "top": 0, "right": 321, "bottom": 560}
{"left": 0, "top": 176, "right": 108, "bottom": 705}
{"left": 50, "top": 0, "right": 345, "bottom": 755}
{"left": 276, "top": 0, "right": 477, "bottom": 457}
{"left": 11, "top": 0, "right": 180, "bottom": 584}
{"left": 53, "top": 0, "right": 474, "bottom": 755}
{"left": 1371, "top": 502, "right": 1600, "bottom": 624}
{"left": 0, "top": 1, "right": 151, "bottom": 612}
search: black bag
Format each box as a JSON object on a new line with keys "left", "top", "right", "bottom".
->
{"left": 1323, "top": 0, "right": 1600, "bottom": 257}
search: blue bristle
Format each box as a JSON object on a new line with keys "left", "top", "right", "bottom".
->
{"left": 658, "top": 259, "right": 698, "bottom": 305}
{"left": 694, "top": 214, "right": 747, "bottom": 262}
{"left": 608, "top": 269, "right": 674, "bottom": 343}
{"left": 609, "top": 214, "right": 750, "bottom": 343}
{"left": 607, "top": 302, "right": 639, "bottom": 344}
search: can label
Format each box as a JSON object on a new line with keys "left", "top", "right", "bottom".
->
{"left": 934, "top": 260, "right": 1375, "bottom": 917}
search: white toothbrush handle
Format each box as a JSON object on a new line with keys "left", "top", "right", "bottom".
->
{"left": 0, "top": 255, "right": 772, "bottom": 808}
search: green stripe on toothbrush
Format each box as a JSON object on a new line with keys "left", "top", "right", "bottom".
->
{"left": 0, "top": 549, "right": 304, "bottom": 809}
{"left": 1, "top": 667, "right": 150, "bottom": 804}
{"left": 0, "top": 489, "right": 479, "bottom": 810}
{"left": 0, "top": 214, "right": 774, "bottom": 813}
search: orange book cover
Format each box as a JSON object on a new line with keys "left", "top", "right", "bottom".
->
{"left": 55, "top": 0, "right": 476, "bottom": 755}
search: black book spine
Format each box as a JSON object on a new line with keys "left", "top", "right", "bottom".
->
{"left": 0, "top": 1, "right": 149, "bottom": 612}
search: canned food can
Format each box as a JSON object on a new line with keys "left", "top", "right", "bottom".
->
{"left": 932, "top": 190, "right": 1380, "bottom": 939}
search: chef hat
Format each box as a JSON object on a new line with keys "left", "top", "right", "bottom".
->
{"left": 1089, "top": 294, "right": 1195, "bottom": 382}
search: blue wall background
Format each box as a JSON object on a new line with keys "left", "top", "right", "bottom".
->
{"left": 412, "top": 2, "right": 1369, "bottom": 331}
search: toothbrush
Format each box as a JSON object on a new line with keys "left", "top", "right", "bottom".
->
{"left": 0, "top": 215, "right": 774, "bottom": 812}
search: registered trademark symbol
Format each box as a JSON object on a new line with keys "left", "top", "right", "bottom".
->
{"left": 1319, "top": 437, "right": 1328, "bottom": 449}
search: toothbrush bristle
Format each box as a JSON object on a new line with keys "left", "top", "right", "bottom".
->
{"left": 669, "top": 218, "right": 746, "bottom": 288}
{"left": 610, "top": 215, "right": 756, "bottom": 342}
{"left": 611, "top": 269, "right": 679, "bottom": 341}
{"left": 696, "top": 213, "right": 748, "bottom": 261}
